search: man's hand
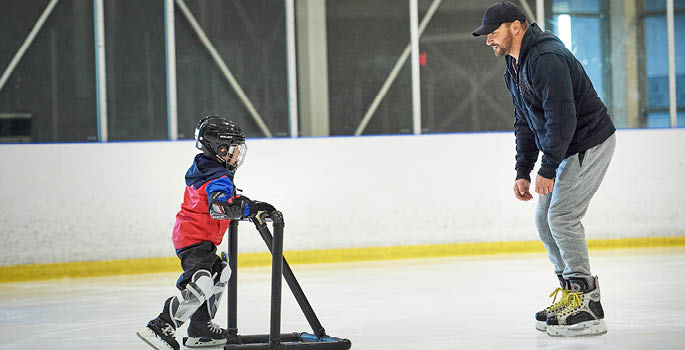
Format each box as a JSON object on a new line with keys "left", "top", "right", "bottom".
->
{"left": 514, "top": 179, "right": 533, "bottom": 201}
{"left": 535, "top": 175, "right": 555, "bottom": 196}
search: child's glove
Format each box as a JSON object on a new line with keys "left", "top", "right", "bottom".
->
{"left": 251, "top": 201, "right": 276, "bottom": 215}
{"left": 245, "top": 200, "right": 276, "bottom": 224}
{"left": 238, "top": 197, "right": 275, "bottom": 217}
{"left": 237, "top": 195, "right": 255, "bottom": 218}
{"left": 209, "top": 192, "right": 252, "bottom": 220}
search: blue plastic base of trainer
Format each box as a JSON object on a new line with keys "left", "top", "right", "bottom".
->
{"left": 221, "top": 332, "right": 351, "bottom": 349}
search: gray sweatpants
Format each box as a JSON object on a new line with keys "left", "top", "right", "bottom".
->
{"left": 535, "top": 133, "right": 616, "bottom": 282}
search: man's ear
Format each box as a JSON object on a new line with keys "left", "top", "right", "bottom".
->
{"left": 511, "top": 20, "right": 521, "bottom": 34}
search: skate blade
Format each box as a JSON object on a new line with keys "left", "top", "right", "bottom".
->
{"left": 535, "top": 320, "right": 547, "bottom": 332}
{"left": 546, "top": 319, "right": 607, "bottom": 337}
{"left": 183, "top": 336, "right": 227, "bottom": 348}
{"left": 137, "top": 328, "right": 176, "bottom": 350}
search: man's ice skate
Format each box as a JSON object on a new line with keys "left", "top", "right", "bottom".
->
{"left": 136, "top": 317, "right": 180, "bottom": 350}
{"left": 183, "top": 320, "right": 229, "bottom": 348}
{"left": 546, "top": 276, "right": 607, "bottom": 337}
{"left": 534, "top": 276, "right": 570, "bottom": 331}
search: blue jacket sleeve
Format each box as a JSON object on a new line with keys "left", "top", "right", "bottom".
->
{"left": 514, "top": 106, "right": 539, "bottom": 181}
{"left": 206, "top": 176, "right": 235, "bottom": 203}
{"left": 531, "top": 53, "right": 577, "bottom": 179}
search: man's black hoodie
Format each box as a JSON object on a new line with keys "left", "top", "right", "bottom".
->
{"left": 504, "top": 23, "right": 615, "bottom": 181}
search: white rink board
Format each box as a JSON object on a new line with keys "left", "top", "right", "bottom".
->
{"left": 0, "top": 129, "right": 684, "bottom": 265}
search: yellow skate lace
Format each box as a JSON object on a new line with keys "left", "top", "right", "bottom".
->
{"left": 556, "top": 292, "right": 584, "bottom": 317}
{"left": 545, "top": 288, "right": 571, "bottom": 313}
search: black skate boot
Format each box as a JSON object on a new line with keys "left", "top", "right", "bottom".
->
{"left": 183, "top": 306, "right": 229, "bottom": 348}
{"left": 534, "top": 275, "right": 570, "bottom": 332}
{"left": 546, "top": 276, "right": 607, "bottom": 337}
{"left": 184, "top": 320, "right": 229, "bottom": 347}
{"left": 137, "top": 297, "right": 181, "bottom": 350}
{"left": 137, "top": 317, "right": 180, "bottom": 350}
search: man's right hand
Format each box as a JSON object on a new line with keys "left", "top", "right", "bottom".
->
{"left": 514, "top": 179, "right": 533, "bottom": 201}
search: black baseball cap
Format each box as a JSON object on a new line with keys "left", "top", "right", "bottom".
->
{"left": 472, "top": 1, "right": 526, "bottom": 37}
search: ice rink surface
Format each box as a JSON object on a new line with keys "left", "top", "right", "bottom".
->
{"left": 1, "top": 247, "right": 684, "bottom": 350}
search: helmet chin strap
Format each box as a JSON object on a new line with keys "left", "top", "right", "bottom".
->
{"left": 217, "top": 153, "right": 229, "bottom": 169}
{"left": 214, "top": 144, "right": 232, "bottom": 170}
{"left": 223, "top": 154, "right": 237, "bottom": 171}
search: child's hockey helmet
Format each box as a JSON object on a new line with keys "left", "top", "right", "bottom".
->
{"left": 195, "top": 116, "right": 247, "bottom": 170}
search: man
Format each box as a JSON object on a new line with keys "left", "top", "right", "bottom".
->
{"left": 472, "top": 2, "right": 616, "bottom": 337}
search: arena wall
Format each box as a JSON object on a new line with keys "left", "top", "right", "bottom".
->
{"left": 1, "top": 128, "right": 683, "bottom": 266}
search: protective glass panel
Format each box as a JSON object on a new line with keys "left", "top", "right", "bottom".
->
{"left": 175, "top": 0, "right": 288, "bottom": 139}
{"left": 645, "top": 0, "right": 685, "bottom": 11}
{"left": 104, "top": 1, "right": 168, "bottom": 141}
{"left": 417, "top": 0, "right": 515, "bottom": 133}
{"left": 0, "top": 0, "right": 97, "bottom": 143}
{"left": 646, "top": 15, "right": 665, "bottom": 126}
{"left": 552, "top": 0, "right": 600, "bottom": 13}
{"left": 677, "top": 14, "right": 685, "bottom": 127}
{"left": 645, "top": 17, "right": 669, "bottom": 111}
{"left": 550, "top": 0, "right": 657, "bottom": 128}
{"left": 644, "top": 2, "right": 685, "bottom": 128}
{"left": 327, "top": 0, "right": 412, "bottom": 135}
{"left": 550, "top": 15, "right": 604, "bottom": 102}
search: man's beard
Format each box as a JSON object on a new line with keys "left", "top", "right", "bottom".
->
{"left": 492, "top": 34, "right": 512, "bottom": 57}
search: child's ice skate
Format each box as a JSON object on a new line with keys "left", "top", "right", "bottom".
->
{"left": 546, "top": 276, "right": 607, "bottom": 337}
{"left": 535, "top": 276, "right": 570, "bottom": 331}
{"left": 183, "top": 320, "right": 229, "bottom": 348}
{"left": 137, "top": 316, "right": 180, "bottom": 350}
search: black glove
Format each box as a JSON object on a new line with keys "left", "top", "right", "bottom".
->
{"left": 209, "top": 192, "right": 252, "bottom": 220}
{"left": 236, "top": 195, "right": 256, "bottom": 218}
{"left": 251, "top": 201, "right": 275, "bottom": 214}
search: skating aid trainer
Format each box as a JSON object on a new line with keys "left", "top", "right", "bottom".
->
{"left": 183, "top": 210, "right": 351, "bottom": 350}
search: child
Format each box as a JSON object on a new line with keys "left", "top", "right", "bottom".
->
{"left": 137, "top": 116, "right": 273, "bottom": 350}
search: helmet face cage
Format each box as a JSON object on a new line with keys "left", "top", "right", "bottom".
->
{"left": 218, "top": 143, "right": 247, "bottom": 170}
{"left": 194, "top": 116, "right": 247, "bottom": 170}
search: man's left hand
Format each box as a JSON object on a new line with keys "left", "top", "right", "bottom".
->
{"left": 535, "top": 175, "right": 555, "bottom": 196}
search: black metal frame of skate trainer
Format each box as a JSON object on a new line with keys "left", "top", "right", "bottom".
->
{"left": 222, "top": 211, "right": 351, "bottom": 350}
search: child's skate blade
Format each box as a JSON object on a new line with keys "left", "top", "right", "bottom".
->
{"left": 137, "top": 328, "right": 177, "bottom": 350}
{"left": 183, "top": 336, "right": 227, "bottom": 348}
